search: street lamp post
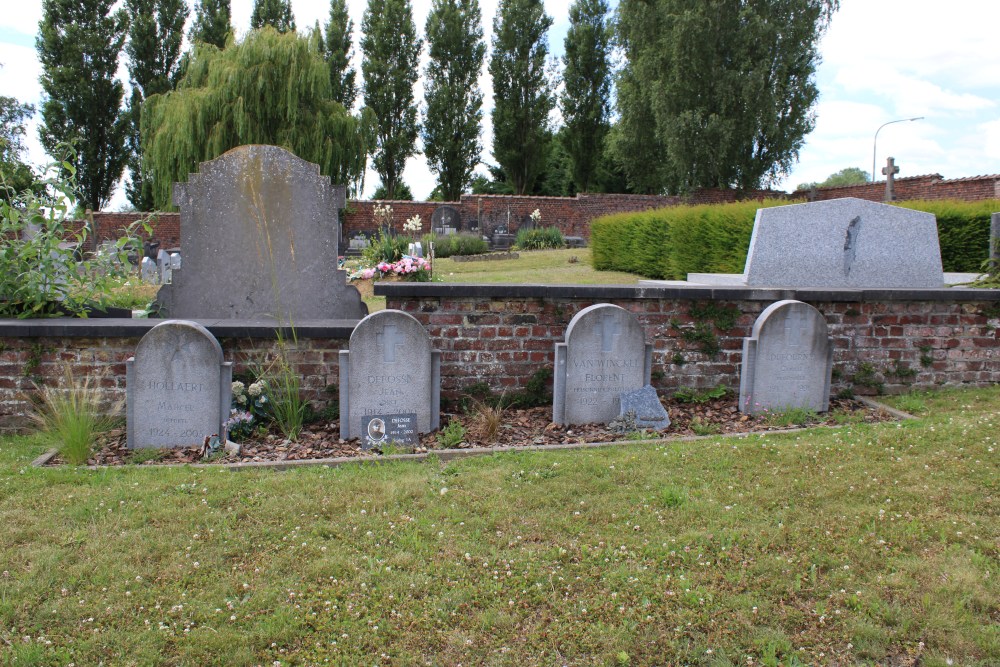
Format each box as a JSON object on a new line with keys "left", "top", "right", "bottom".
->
{"left": 872, "top": 117, "right": 924, "bottom": 182}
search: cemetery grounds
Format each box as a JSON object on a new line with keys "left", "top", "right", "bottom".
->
{"left": 1, "top": 249, "right": 997, "bottom": 665}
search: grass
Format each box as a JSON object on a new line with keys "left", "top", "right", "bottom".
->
{"left": 1, "top": 385, "right": 997, "bottom": 665}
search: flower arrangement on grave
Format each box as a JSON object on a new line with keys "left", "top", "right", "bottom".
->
{"left": 226, "top": 379, "right": 271, "bottom": 439}
{"left": 351, "top": 255, "right": 432, "bottom": 283}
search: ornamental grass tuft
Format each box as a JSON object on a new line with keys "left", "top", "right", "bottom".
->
{"left": 29, "top": 365, "right": 121, "bottom": 465}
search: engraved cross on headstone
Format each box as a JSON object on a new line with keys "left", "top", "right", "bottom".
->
{"left": 882, "top": 156, "right": 900, "bottom": 202}
{"left": 376, "top": 324, "right": 406, "bottom": 363}
{"left": 599, "top": 314, "right": 622, "bottom": 353}
{"left": 783, "top": 309, "right": 809, "bottom": 348}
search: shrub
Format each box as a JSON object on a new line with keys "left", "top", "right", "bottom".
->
{"left": 361, "top": 227, "right": 408, "bottom": 265}
{"left": 424, "top": 232, "right": 489, "bottom": 258}
{"left": 515, "top": 226, "right": 565, "bottom": 250}
{"left": 898, "top": 199, "right": 1000, "bottom": 273}
{"left": 30, "top": 366, "right": 122, "bottom": 465}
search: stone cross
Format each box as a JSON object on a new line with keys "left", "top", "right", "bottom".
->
{"left": 882, "top": 157, "right": 900, "bottom": 202}
{"left": 599, "top": 314, "right": 622, "bottom": 353}
{"left": 376, "top": 324, "right": 406, "bottom": 363}
{"left": 783, "top": 309, "right": 809, "bottom": 348}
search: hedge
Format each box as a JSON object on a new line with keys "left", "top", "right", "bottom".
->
{"left": 590, "top": 198, "right": 1000, "bottom": 279}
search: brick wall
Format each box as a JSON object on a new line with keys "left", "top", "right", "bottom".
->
{"left": 800, "top": 174, "right": 1000, "bottom": 204}
{"left": 3, "top": 286, "right": 999, "bottom": 428}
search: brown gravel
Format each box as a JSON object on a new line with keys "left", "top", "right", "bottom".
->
{"left": 52, "top": 397, "right": 894, "bottom": 467}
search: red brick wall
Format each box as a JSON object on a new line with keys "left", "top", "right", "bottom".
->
{"left": 799, "top": 174, "right": 1000, "bottom": 203}
{"left": 90, "top": 212, "right": 180, "bottom": 252}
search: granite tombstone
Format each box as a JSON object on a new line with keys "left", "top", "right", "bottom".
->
{"left": 618, "top": 384, "right": 670, "bottom": 430}
{"left": 739, "top": 300, "right": 833, "bottom": 415}
{"left": 743, "top": 198, "right": 944, "bottom": 288}
{"left": 156, "top": 144, "right": 366, "bottom": 320}
{"left": 126, "top": 320, "right": 232, "bottom": 449}
{"left": 553, "top": 304, "right": 652, "bottom": 425}
{"left": 339, "top": 310, "right": 441, "bottom": 449}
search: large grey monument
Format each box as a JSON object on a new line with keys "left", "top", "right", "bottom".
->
{"left": 743, "top": 198, "right": 944, "bottom": 288}
{"left": 553, "top": 304, "right": 652, "bottom": 426}
{"left": 156, "top": 145, "right": 366, "bottom": 321}
{"left": 126, "top": 320, "right": 232, "bottom": 449}
{"left": 339, "top": 310, "right": 441, "bottom": 449}
{"left": 739, "top": 300, "right": 833, "bottom": 415}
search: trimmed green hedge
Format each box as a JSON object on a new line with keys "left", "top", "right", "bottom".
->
{"left": 591, "top": 198, "right": 1000, "bottom": 279}
{"left": 515, "top": 226, "right": 565, "bottom": 250}
{"left": 423, "top": 232, "right": 489, "bottom": 258}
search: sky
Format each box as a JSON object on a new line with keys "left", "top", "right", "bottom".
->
{"left": 1, "top": 0, "right": 998, "bottom": 210}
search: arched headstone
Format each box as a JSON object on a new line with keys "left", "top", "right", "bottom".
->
{"left": 739, "top": 300, "right": 833, "bottom": 414}
{"left": 431, "top": 205, "right": 461, "bottom": 234}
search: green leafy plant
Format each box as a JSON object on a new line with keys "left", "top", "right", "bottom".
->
{"left": 853, "top": 362, "right": 884, "bottom": 394}
{"left": 514, "top": 226, "right": 565, "bottom": 250}
{"left": 689, "top": 418, "right": 721, "bottom": 435}
{"left": 361, "top": 225, "right": 408, "bottom": 265}
{"left": 0, "top": 149, "right": 149, "bottom": 318}
{"left": 29, "top": 365, "right": 122, "bottom": 465}
{"left": 764, "top": 406, "right": 817, "bottom": 428}
{"left": 423, "top": 232, "right": 488, "bottom": 258}
{"left": 438, "top": 419, "right": 466, "bottom": 448}
{"left": 673, "top": 384, "right": 728, "bottom": 404}
{"left": 919, "top": 346, "right": 934, "bottom": 368}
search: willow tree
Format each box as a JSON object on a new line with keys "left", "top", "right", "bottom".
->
{"left": 141, "top": 28, "right": 368, "bottom": 209}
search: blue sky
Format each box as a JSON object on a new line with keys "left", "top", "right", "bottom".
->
{"left": 1, "top": 0, "right": 998, "bottom": 209}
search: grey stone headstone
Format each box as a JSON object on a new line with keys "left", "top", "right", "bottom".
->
{"left": 339, "top": 310, "right": 441, "bottom": 449}
{"left": 126, "top": 320, "right": 233, "bottom": 449}
{"left": 157, "top": 144, "right": 366, "bottom": 321}
{"left": 169, "top": 252, "right": 181, "bottom": 270}
{"left": 553, "top": 304, "right": 652, "bottom": 425}
{"left": 156, "top": 249, "right": 172, "bottom": 284}
{"left": 431, "top": 205, "right": 461, "bottom": 233}
{"left": 140, "top": 256, "right": 157, "bottom": 284}
{"left": 619, "top": 385, "right": 670, "bottom": 430}
{"left": 739, "top": 300, "right": 833, "bottom": 415}
{"left": 743, "top": 198, "right": 944, "bottom": 288}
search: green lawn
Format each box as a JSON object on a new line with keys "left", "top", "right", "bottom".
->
{"left": 1, "top": 387, "right": 997, "bottom": 665}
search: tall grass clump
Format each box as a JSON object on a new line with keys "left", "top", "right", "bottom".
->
{"left": 424, "top": 232, "right": 488, "bottom": 257}
{"left": 515, "top": 226, "right": 565, "bottom": 250}
{"left": 263, "top": 334, "right": 309, "bottom": 441}
{"left": 29, "top": 366, "right": 121, "bottom": 465}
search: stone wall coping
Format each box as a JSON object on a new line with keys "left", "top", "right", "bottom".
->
{"left": 375, "top": 282, "right": 1000, "bottom": 303}
{"left": 0, "top": 318, "right": 359, "bottom": 339}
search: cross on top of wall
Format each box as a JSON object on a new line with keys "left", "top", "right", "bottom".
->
{"left": 376, "top": 324, "right": 406, "bottom": 363}
{"left": 883, "top": 157, "right": 900, "bottom": 202}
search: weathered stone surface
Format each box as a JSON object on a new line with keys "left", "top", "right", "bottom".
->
{"left": 619, "top": 384, "right": 670, "bottom": 430}
{"left": 744, "top": 198, "right": 944, "bottom": 288}
{"left": 553, "top": 304, "right": 652, "bottom": 425}
{"left": 157, "top": 145, "right": 366, "bottom": 321}
{"left": 739, "top": 300, "right": 832, "bottom": 415}
{"left": 126, "top": 320, "right": 232, "bottom": 449}
{"left": 339, "top": 310, "right": 440, "bottom": 449}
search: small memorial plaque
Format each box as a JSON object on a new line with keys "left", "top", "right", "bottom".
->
{"left": 362, "top": 413, "right": 418, "bottom": 450}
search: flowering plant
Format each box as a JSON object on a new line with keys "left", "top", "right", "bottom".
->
{"left": 403, "top": 215, "right": 422, "bottom": 233}
{"left": 224, "top": 409, "right": 255, "bottom": 441}
{"left": 530, "top": 208, "right": 541, "bottom": 223}
{"left": 228, "top": 379, "right": 271, "bottom": 439}
{"left": 351, "top": 255, "right": 431, "bottom": 282}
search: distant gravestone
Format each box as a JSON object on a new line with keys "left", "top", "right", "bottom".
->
{"left": 156, "top": 145, "right": 366, "bottom": 321}
{"left": 126, "top": 320, "right": 232, "bottom": 449}
{"left": 739, "top": 300, "right": 833, "bottom": 415}
{"left": 339, "top": 310, "right": 441, "bottom": 450}
{"left": 431, "top": 205, "right": 461, "bottom": 234}
{"left": 744, "top": 198, "right": 944, "bottom": 288}
{"left": 553, "top": 304, "right": 652, "bottom": 425}
{"left": 619, "top": 385, "right": 670, "bottom": 430}
{"left": 140, "top": 256, "right": 157, "bottom": 284}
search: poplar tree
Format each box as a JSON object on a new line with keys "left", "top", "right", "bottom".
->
{"left": 37, "top": 0, "right": 129, "bottom": 210}
{"left": 250, "top": 0, "right": 296, "bottom": 33}
{"left": 125, "top": 0, "right": 189, "bottom": 210}
{"left": 489, "top": 0, "right": 554, "bottom": 195}
{"left": 361, "top": 0, "right": 421, "bottom": 200}
{"left": 423, "top": 0, "right": 486, "bottom": 201}
{"left": 141, "top": 28, "right": 368, "bottom": 209}
{"left": 0, "top": 94, "right": 36, "bottom": 205}
{"left": 190, "top": 0, "right": 232, "bottom": 48}
{"left": 324, "top": 0, "right": 357, "bottom": 110}
{"left": 615, "top": 0, "right": 839, "bottom": 192}
{"left": 561, "top": 0, "right": 611, "bottom": 193}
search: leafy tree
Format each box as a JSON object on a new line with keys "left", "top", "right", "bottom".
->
{"left": 190, "top": 0, "right": 232, "bottom": 48}
{"left": 361, "top": 0, "right": 422, "bottom": 200}
{"left": 37, "top": 0, "right": 129, "bottom": 211}
{"left": 561, "top": 0, "right": 611, "bottom": 193}
{"left": 615, "top": 0, "right": 839, "bottom": 193}
{"left": 142, "top": 28, "right": 368, "bottom": 209}
{"left": 0, "top": 94, "right": 37, "bottom": 205}
{"left": 489, "top": 0, "right": 554, "bottom": 195}
{"left": 125, "top": 0, "right": 189, "bottom": 210}
{"left": 797, "top": 166, "right": 869, "bottom": 191}
{"left": 251, "top": 0, "right": 296, "bottom": 33}
{"left": 423, "top": 0, "right": 486, "bottom": 201}
{"left": 324, "top": 0, "right": 357, "bottom": 109}
{"left": 371, "top": 181, "right": 414, "bottom": 200}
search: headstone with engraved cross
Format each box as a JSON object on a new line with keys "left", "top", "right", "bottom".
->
{"left": 553, "top": 304, "right": 652, "bottom": 425}
{"left": 340, "top": 310, "right": 441, "bottom": 448}
{"left": 739, "top": 300, "right": 833, "bottom": 415}
{"left": 882, "top": 156, "right": 900, "bottom": 202}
